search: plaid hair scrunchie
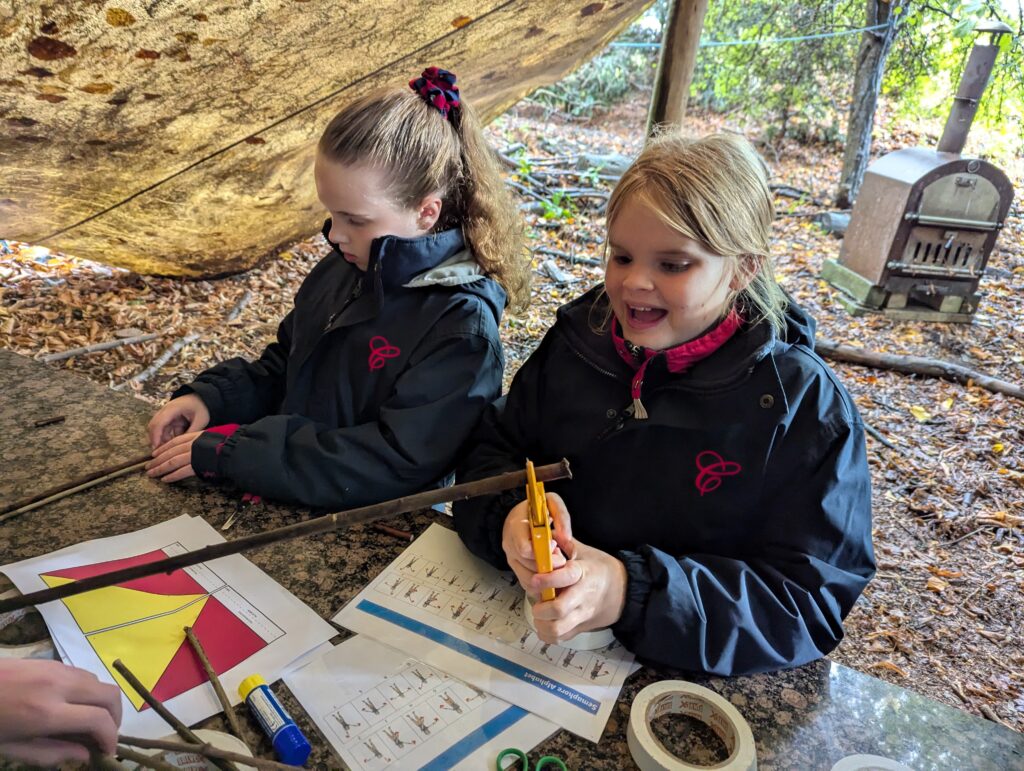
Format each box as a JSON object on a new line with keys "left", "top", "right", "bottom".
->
{"left": 409, "top": 67, "right": 460, "bottom": 120}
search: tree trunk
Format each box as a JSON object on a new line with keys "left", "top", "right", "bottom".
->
{"left": 647, "top": 0, "right": 709, "bottom": 132}
{"left": 834, "top": 0, "right": 901, "bottom": 208}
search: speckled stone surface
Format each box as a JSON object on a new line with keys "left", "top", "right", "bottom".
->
{"left": 2, "top": 348, "right": 1022, "bottom": 771}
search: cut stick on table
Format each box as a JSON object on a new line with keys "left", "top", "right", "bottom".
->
{"left": 112, "top": 659, "right": 237, "bottom": 771}
{"left": 119, "top": 737, "right": 301, "bottom": 770}
{"left": 0, "top": 460, "right": 572, "bottom": 613}
{"left": 183, "top": 626, "right": 250, "bottom": 747}
{"left": 0, "top": 455, "right": 151, "bottom": 524}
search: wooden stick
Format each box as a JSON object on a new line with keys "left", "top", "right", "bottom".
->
{"left": 40, "top": 332, "right": 160, "bottom": 363}
{"left": 0, "top": 455, "right": 151, "bottom": 523}
{"left": 112, "top": 660, "right": 236, "bottom": 771}
{"left": 120, "top": 736, "right": 301, "bottom": 770}
{"left": 183, "top": 626, "right": 250, "bottom": 747}
{"left": 112, "top": 332, "right": 200, "bottom": 390}
{"left": 226, "top": 290, "right": 253, "bottom": 323}
{"left": 816, "top": 338, "right": 1024, "bottom": 401}
{"left": 113, "top": 745, "right": 180, "bottom": 770}
{"left": 372, "top": 522, "right": 414, "bottom": 542}
{"left": 32, "top": 414, "right": 66, "bottom": 428}
{"left": 530, "top": 245, "right": 602, "bottom": 268}
{"left": 0, "top": 460, "right": 571, "bottom": 613}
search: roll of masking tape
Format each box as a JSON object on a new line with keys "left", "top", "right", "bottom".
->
{"left": 627, "top": 681, "right": 757, "bottom": 771}
{"left": 523, "top": 595, "right": 615, "bottom": 651}
{"left": 830, "top": 755, "right": 913, "bottom": 771}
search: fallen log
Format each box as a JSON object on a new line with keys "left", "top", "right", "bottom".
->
{"left": 816, "top": 339, "right": 1024, "bottom": 401}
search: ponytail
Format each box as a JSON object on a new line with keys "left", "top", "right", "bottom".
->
{"left": 318, "top": 70, "right": 530, "bottom": 312}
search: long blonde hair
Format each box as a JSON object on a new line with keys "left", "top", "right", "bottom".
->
{"left": 605, "top": 132, "right": 787, "bottom": 335}
{"left": 318, "top": 85, "right": 530, "bottom": 312}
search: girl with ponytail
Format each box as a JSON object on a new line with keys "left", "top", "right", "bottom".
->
{"left": 146, "top": 68, "right": 527, "bottom": 509}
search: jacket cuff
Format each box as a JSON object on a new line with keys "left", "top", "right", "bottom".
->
{"left": 191, "top": 424, "right": 240, "bottom": 479}
{"left": 611, "top": 549, "right": 651, "bottom": 641}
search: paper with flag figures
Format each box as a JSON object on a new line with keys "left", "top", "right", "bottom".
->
{"left": 2, "top": 515, "right": 336, "bottom": 738}
{"left": 333, "top": 524, "right": 635, "bottom": 742}
{"left": 285, "top": 635, "right": 557, "bottom": 770}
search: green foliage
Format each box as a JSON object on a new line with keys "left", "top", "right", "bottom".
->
{"left": 886, "top": 1, "right": 1024, "bottom": 155}
{"left": 524, "top": 10, "right": 662, "bottom": 118}
{"left": 692, "top": 0, "right": 875, "bottom": 145}
{"left": 533, "top": 0, "right": 1023, "bottom": 158}
{"left": 541, "top": 191, "right": 577, "bottom": 221}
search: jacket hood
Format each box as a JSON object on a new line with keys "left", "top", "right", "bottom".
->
{"left": 554, "top": 284, "right": 789, "bottom": 389}
{"left": 783, "top": 298, "right": 816, "bottom": 350}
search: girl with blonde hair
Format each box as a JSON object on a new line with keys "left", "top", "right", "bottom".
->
{"left": 455, "top": 132, "right": 874, "bottom": 675}
{"left": 146, "top": 67, "right": 528, "bottom": 508}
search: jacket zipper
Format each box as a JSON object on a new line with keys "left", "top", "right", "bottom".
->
{"left": 323, "top": 281, "right": 364, "bottom": 332}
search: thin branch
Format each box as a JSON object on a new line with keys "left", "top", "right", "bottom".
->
{"left": 183, "top": 626, "right": 250, "bottom": 747}
{"left": 225, "top": 290, "right": 253, "bottom": 323}
{"left": 120, "top": 736, "right": 300, "bottom": 771}
{"left": 530, "top": 246, "right": 602, "bottom": 268}
{"left": 112, "top": 659, "right": 236, "bottom": 771}
{"left": 0, "top": 460, "right": 572, "bottom": 612}
{"left": 113, "top": 745, "right": 180, "bottom": 771}
{"left": 112, "top": 332, "right": 201, "bottom": 391}
{"left": 816, "top": 339, "right": 1024, "bottom": 401}
{"left": 40, "top": 332, "right": 160, "bottom": 363}
{"left": 0, "top": 455, "right": 151, "bottom": 523}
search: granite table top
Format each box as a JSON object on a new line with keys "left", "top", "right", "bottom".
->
{"left": 1, "top": 348, "right": 1022, "bottom": 771}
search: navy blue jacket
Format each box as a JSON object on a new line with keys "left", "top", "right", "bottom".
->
{"left": 454, "top": 285, "right": 874, "bottom": 676}
{"left": 178, "top": 225, "right": 506, "bottom": 509}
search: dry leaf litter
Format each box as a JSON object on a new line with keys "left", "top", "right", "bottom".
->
{"left": 2, "top": 94, "right": 1022, "bottom": 733}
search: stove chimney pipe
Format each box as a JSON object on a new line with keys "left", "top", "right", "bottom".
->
{"left": 937, "top": 20, "right": 1013, "bottom": 155}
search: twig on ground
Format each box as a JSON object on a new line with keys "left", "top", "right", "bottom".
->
{"left": 947, "top": 526, "right": 986, "bottom": 546}
{"left": 770, "top": 183, "right": 826, "bottom": 206}
{"left": 530, "top": 246, "right": 602, "bottom": 268}
{"left": 864, "top": 423, "right": 901, "bottom": 453}
{"left": 979, "top": 704, "right": 1013, "bottom": 730}
{"left": 225, "top": 290, "right": 253, "bottom": 323}
{"left": 112, "top": 332, "right": 201, "bottom": 391}
{"left": 41, "top": 332, "right": 160, "bottom": 363}
{"left": 816, "top": 339, "right": 1024, "bottom": 401}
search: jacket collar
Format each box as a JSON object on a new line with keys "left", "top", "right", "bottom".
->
{"left": 321, "top": 219, "right": 468, "bottom": 296}
{"left": 554, "top": 284, "right": 779, "bottom": 390}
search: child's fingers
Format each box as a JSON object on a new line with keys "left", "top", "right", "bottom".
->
{"left": 146, "top": 446, "right": 191, "bottom": 478}
{"left": 159, "top": 464, "right": 196, "bottom": 484}
{"left": 150, "top": 431, "right": 199, "bottom": 459}
{"left": 545, "top": 492, "right": 576, "bottom": 559}
{"left": 532, "top": 561, "right": 582, "bottom": 594}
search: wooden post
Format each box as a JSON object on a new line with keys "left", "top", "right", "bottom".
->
{"left": 647, "top": 0, "right": 709, "bottom": 133}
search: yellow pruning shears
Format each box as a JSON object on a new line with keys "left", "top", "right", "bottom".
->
{"left": 525, "top": 459, "right": 556, "bottom": 602}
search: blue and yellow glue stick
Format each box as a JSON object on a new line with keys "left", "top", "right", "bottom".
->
{"left": 238, "top": 674, "right": 311, "bottom": 766}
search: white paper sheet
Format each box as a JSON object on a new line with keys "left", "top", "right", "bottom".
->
{"left": 285, "top": 636, "right": 558, "bottom": 770}
{"left": 332, "top": 524, "right": 634, "bottom": 742}
{"left": 2, "top": 515, "right": 337, "bottom": 739}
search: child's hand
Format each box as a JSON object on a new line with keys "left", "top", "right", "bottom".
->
{"left": 0, "top": 659, "right": 122, "bottom": 766}
{"left": 146, "top": 431, "right": 202, "bottom": 483}
{"left": 147, "top": 394, "right": 210, "bottom": 450}
{"left": 528, "top": 542, "right": 628, "bottom": 644}
{"left": 502, "top": 491, "right": 576, "bottom": 600}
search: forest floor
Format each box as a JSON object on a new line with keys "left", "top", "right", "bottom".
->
{"left": 2, "top": 94, "right": 1022, "bottom": 732}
